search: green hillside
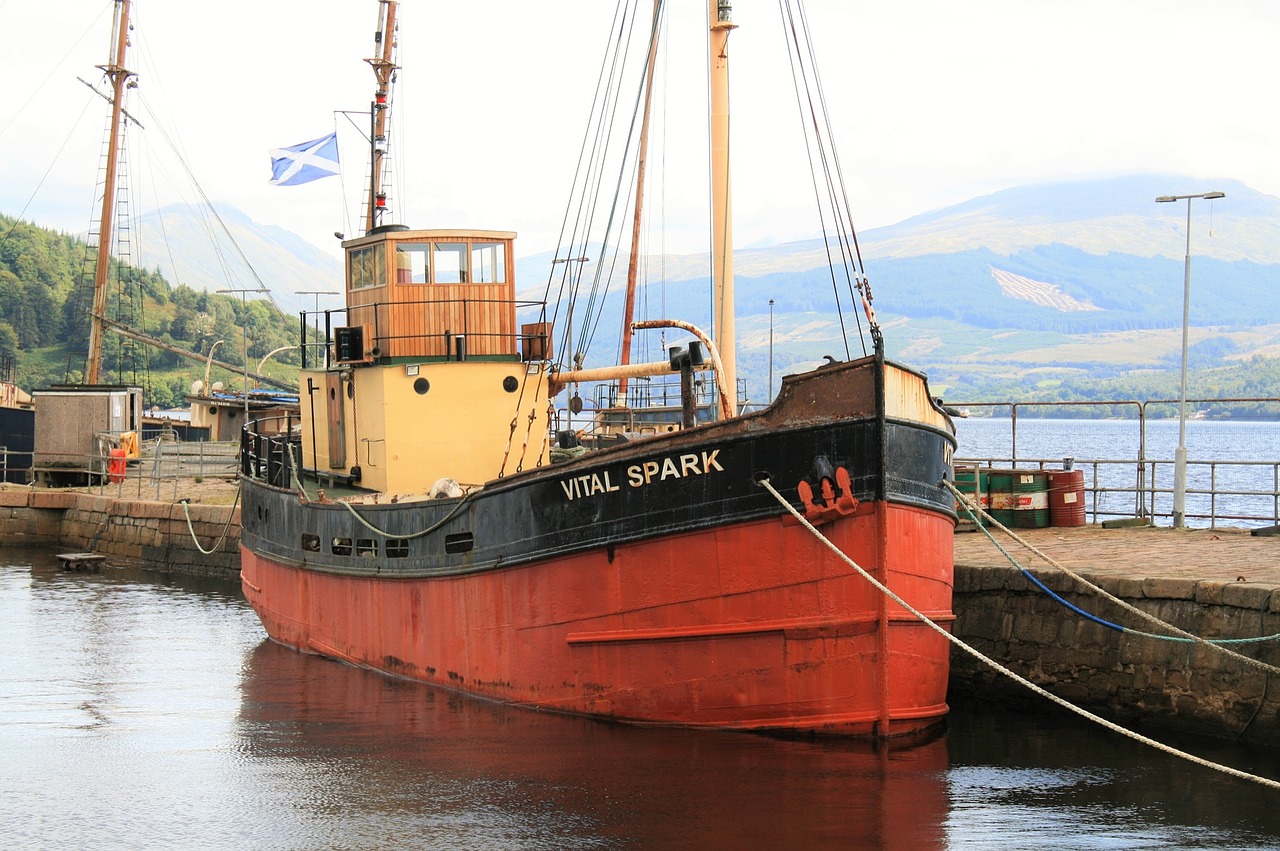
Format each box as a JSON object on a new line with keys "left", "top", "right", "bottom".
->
{"left": 0, "top": 214, "right": 302, "bottom": 407}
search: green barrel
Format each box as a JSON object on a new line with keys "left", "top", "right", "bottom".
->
{"left": 1011, "top": 470, "right": 1050, "bottom": 528}
{"left": 988, "top": 471, "right": 1016, "bottom": 528}
{"left": 953, "top": 467, "right": 990, "bottom": 525}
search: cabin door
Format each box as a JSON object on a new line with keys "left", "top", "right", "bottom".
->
{"left": 325, "top": 372, "right": 347, "bottom": 468}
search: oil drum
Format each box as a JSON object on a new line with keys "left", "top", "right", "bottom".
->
{"left": 1048, "top": 469, "right": 1086, "bottom": 527}
{"left": 1011, "top": 470, "right": 1050, "bottom": 528}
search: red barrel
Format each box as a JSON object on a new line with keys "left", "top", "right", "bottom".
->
{"left": 1048, "top": 469, "right": 1085, "bottom": 527}
{"left": 108, "top": 448, "right": 127, "bottom": 484}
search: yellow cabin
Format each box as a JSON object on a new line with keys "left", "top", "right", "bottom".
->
{"left": 298, "top": 227, "right": 553, "bottom": 494}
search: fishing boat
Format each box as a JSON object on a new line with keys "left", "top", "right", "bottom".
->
{"left": 239, "top": 0, "right": 958, "bottom": 737}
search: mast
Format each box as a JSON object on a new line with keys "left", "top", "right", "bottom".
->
{"left": 84, "top": 0, "right": 134, "bottom": 385}
{"left": 365, "top": 0, "right": 399, "bottom": 234}
{"left": 617, "top": 0, "right": 663, "bottom": 406}
{"left": 708, "top": 0, "right": 737, "bottom": 417}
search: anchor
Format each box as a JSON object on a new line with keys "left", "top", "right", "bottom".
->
{"left": 791, "top": 466, "right": 859, "bottom": 525}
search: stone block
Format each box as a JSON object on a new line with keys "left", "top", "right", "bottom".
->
{"left": 1140, "top": 577, "right": 1198, "bottom": 601}
{"left": 1194, "top": 581, "right": 1228, "bottom": 606}
{"left": 0, "top": 491, "right": 29, "bottom": 507}
{"left": 28, "top": 491, "right": 75, "bottom": 509}
{"left": 1220, "top": 582, "right": 1275, "bottom": 611}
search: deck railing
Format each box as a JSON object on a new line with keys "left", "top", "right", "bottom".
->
{"left": 954, "top": 455, "right": 1280, "bottom": 529}
{"left": 953, "top": 397, "right": 1280, "bottom": 529}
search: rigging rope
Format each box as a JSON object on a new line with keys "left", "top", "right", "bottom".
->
{"left": 944, "top": 479, "right": 1280, "bottom": 678}
{"left": 758, "top": 477, "right": 1280, "bottom": 791}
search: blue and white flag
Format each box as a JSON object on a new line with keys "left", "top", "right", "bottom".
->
{"left": 268, "top": 133, "right": 339, "bottom": 186}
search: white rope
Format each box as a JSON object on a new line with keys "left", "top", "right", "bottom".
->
{"left": 758, "top": 477, "right": 1280, "bottom": 791}
{"left": 180, "top": 485, "right": 241, "bottom": 556}
{"left": 337, "top": 491, "right": 475, "bottom": 540}
{"left": 943, "top": 479, "right": 1280, "bottom": 678}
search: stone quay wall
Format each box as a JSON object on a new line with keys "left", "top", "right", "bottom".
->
{"left": 951, "top": 562, "right": 1280, "bottom": 745}
{"left": 0, "top": 489, "right": 240, "bottom": 579}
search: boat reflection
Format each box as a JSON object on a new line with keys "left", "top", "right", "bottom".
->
{"left": 237, "top": 639, "right": 950, "bottom": 849}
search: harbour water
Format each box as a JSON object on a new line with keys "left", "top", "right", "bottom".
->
{"left": 955, "top": 417, "right": 1280, "bottom": 526}
{"left": 3, "top": 547, "right": 1280, "bottom": 849}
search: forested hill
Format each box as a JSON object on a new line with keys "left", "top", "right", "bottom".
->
{"left": 0, "top": 214, "right": 301, "bottom": 407}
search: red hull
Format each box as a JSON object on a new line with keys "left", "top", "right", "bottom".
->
{"left": 240, "top": 500, "right": 954, "bottom": 736}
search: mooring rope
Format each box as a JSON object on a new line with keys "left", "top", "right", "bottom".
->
{"left": 757, "top": 477, "right": 1280, "bottom": 791}
{"left": 951, "top": 484, "right": 1280, "bottom": 647}
{"left": 944, "top": 479, "right": 1280, "bottom": 677}
{"left": 180, "top": 486, "right": 241, "bottom": 556}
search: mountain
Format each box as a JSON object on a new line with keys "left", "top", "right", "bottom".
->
{"left": 20, "top": 175, "right": 1278, "bottom": 404}
{"left": 512, "top": 175, "right": 1280, "bottom": 400}
{"left": 129, "top": 203, "right": 342, "bottom": 319}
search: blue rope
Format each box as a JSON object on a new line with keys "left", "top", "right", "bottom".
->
{"left": 957, "top": 498, "right": 1280, "bottom": 645}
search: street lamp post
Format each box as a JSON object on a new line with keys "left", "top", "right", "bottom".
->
{"left": 217, "top": 287, "right": 269, "bottom": 420}
{"left": 768, "top": 298, "right": 775, "bottom": 401}
{"left": 1154, "top": 190, "right": 1225, "bottom": 528}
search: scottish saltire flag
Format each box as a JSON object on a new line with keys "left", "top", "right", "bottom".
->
{"left": 268, "top": 133, "right": 339, "bottom": 186}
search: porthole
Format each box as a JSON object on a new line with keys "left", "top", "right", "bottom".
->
{"left": 301, "top": 534, "right": 321, "bottom": 552}
{"left": 414, "top": 377, "right": 430, "bottom": 395}
{"left": 502, "top": 376, "right": 519, "bottom": 393}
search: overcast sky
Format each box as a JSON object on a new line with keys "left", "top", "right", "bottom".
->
{"left": 1, "top": 0, "right": 1275, "bottom": 261}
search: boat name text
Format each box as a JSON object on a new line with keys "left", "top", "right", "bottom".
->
{"left": 559, "top": 450, "right": 724, "bottom": 501}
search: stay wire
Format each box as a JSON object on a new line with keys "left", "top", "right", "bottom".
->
{"left": 572, "top": 1, "right": 658, "bottom": 366}
{"left": 542, "top": 0, "right": 635, "bottom": 370}
{"left": 777, "top": 1, "right": 853, "bottom": 359}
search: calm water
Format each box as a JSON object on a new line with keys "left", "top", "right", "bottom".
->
{"left": 3, "top": 547, "right": 1280, "bottom": 850}
{"left": 955, "top": 417, "right": 1280, "bottom": 526}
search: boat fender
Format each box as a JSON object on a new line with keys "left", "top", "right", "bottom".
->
{"left": 429, "top": 478, "right": 464, "bottom": 499}
{"left": 108, "top": 448, "right": 127, "bottom": 484}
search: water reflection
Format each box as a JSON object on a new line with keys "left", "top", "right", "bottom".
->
{"left": 237, "top": 639, "right": 951, "bottom": 849}
{"left": 4, "top": 546, "right": 1280, "bottom": 850}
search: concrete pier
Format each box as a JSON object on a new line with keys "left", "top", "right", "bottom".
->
{"left": 953, "top": 524, "right": 1280, "bottom": 745}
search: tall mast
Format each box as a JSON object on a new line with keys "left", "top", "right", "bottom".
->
{"left": 617, "top": 0, "right": 663, "bottom": 406}
{"left": 365, "top": 0, "right": 399, "bottom": 234}
{"left": 84, "top": 0, "right": 134, "bottom": 385}
{"left": 708, "top": 0, "right": 737, "bottom": 417}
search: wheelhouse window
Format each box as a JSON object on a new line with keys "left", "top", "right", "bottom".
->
{"left": 349, "top": 243, "right": 386, "bottom": 290}
{"left": 395, "top": 243, "right": 430, "bottom": 284}
{"left": 433, "top": 243, "right": 467, "bottom": 284}
{"left": 470, "top": 242, "right": 506, "bottom": 284}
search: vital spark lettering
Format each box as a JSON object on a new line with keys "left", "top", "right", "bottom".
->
{"left": 558, "top": 450, "right": 724, "bottom": 501}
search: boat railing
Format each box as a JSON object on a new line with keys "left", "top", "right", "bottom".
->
{"left": 299, "top": 298, "right": 549, "bottom": 368}
{"left": 240, "top": 415, "right": 301, "bottom": 489}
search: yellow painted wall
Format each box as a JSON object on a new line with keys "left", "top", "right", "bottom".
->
{"left": 299, "top": 362, "right": 551, "bottom": 494}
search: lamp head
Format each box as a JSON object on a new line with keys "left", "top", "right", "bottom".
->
{"left": 1155, "top": 196, "right": 1177, "bottom": 203}
{"left": 1203, "top": 191, "right": 1226, "bottom": 200}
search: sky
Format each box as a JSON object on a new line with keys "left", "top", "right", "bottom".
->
{"left": 1, "top": 0, "right": 1276, "bottom": 263}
